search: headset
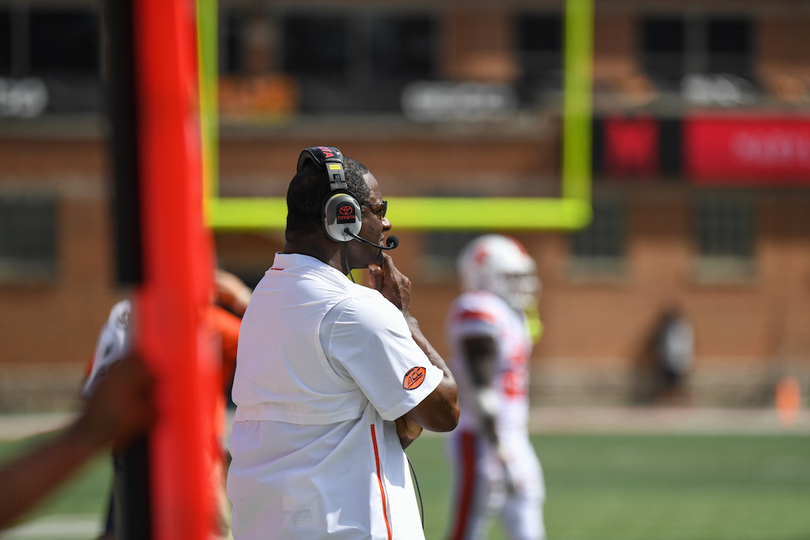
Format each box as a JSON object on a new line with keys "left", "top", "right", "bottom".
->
{"left": 297, "top": 146, "right": 361, "bottom": 243}
{"left": 296, "top": 146, "right": 398, "bottom": 250}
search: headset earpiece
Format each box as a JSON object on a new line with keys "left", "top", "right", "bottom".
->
{"left": 323, "top": 191, "right": 361, "bottom": 242}
{"left": 297, "top": 146, "right": 362, "bottom": 242}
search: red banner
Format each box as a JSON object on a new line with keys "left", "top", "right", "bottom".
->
{"left": 604, "top": 116, "right": 660, "bottom": 177}
{"left": 684, "top": 116, "right": 810, "bottom": 184}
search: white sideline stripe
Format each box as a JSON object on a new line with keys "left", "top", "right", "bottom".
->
{"left": 0, "top": 515, "right": 102, "bottom": 539}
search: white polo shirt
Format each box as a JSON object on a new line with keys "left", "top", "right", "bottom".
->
{"left": 227, "top": 253, "right": 442, "bottom": 540}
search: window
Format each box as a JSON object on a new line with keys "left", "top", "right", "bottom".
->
{"left": 422, "top": 231, "right": 480, "bottom": 280}
{"left": 0, "top": 10, "right": 10, "bottom": 75}
{"left": 707, "top": 18, "right": 752, "bottom": 77}
{"left": 30, "top": 10, "right": 99, "bottom": 76}
{"left": 219, "top": 9, "right": 247, "bottom": 75}
{"left": 641, "top": 15, "right": 753, "bottom": 90}
{"left": 283, "top": 15, "right": 347, "bottom": 80}
{"left": 0, "top": 195, "right": 58, "bottom": 281}
{"left": 570, "top": 197, "right": 626, "bottom": 276}
{"left": 371, "top": 16, "right": 434, "bottom": 81}
{"left": 515, "top": 13, "right": 563, "bottom": 102}
{"left": 641, "top": 17, "right": 685, "bottom": 87}
{"left": 280, "top": 12, "right": 436, "bottom": 113}
{"left": 0, "top": 6, "right": 101, "bottom": 116}
{"left": 694, "top": 194, "right": 754, "bottom": 281}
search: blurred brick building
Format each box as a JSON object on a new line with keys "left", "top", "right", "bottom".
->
{"left": 2, "top": 0, "right": 810, "bottom": 410}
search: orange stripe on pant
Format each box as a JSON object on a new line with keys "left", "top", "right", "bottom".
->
{"left": 370, "top": 424, "right": 393, "bottom": 540}
{"left": 450, "top": 431, "right": 477, "bottom": 540}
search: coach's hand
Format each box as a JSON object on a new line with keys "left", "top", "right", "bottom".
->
{"left": 368, "top": 253, "right": 412, "bottom": 314}
{"left": 395, "top": 415, "right": 423, "bottom": 449}
{"left": 371, "top": 253, "right": 460, "bottom": 434}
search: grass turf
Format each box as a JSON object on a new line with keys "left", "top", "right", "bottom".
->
{"left": 406, "top": 433, "right": 810, "bottom": 540}
{"left": 2, "top": 431, "right": 809, "bottom": 539}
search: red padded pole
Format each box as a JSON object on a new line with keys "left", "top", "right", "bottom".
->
{"left": 132, "top": 0, "right": 217, "bottom": 538}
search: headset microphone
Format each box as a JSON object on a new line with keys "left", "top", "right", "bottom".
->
{"left": 343, "top": 229, "right": 399, "bottom": 250}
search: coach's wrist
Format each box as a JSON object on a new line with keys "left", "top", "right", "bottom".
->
{"left": 404, "top": 313, "right": 422, "bottom": 334}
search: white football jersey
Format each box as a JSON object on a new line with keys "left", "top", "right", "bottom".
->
{"left": 446, "top": 290, "right": 532, "bottom": 433}
{"left": 83, "top": 299, "right": 132, "bottom": 399}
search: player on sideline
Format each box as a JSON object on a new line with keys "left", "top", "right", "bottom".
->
{"left": 227, "top": 146, "right": 459, "bottom": 540}
{"left": 445, "top": 234, "right": 546, "bottom": 540}
{"left": 85, "top": 268, "right": 251, "bottom": 540}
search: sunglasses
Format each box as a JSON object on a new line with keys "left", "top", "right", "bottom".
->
{"left": 362, "top": 200, "right": 388, "bottom": 220}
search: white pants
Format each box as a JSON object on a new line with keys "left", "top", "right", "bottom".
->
{"left": 445, "top": 430, "right": 546, "bottom": 540}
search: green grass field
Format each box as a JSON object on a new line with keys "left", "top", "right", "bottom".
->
{"left": 2, "top": 432, "right": 810, "bottom": 539}
{"left": 407, "top": 433, "right": 810, "bottom": 540}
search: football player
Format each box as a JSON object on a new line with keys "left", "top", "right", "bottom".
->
{"left": 445, "top": 234, "right": 546, "bottom": 540}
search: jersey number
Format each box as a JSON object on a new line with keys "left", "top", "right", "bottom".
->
{"left": 502, "top": 350, "right": 528, "bottom": 397}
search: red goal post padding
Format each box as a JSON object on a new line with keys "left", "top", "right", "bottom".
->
{"left": 132, "top": 0, "right": 218, "bottom": 538}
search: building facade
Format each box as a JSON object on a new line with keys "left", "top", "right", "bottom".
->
{"left": 2, "top": 0, "right": 810, "bottom": 410}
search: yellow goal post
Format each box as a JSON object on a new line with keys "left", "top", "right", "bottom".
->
{"left": 197, "top": 0, "right": 593, "bottom": 232}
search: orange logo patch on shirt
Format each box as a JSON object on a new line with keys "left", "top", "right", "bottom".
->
{"left": 403, "top": 366, "right": 426, "bottom": 390}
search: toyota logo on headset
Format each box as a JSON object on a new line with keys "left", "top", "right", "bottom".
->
{"left": 336, "top": 202, "right": 356, "bottom": 224}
